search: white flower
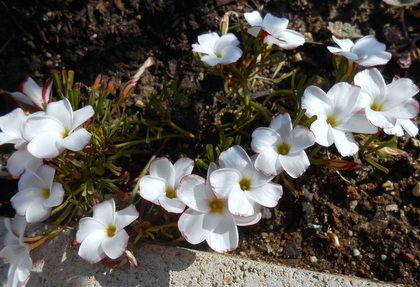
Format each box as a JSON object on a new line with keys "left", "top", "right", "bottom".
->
{"left": 0, "top": 215, "right": 32, "bottom": 287}
{"left": 244, "top": 11, "right": 305, "bottom": 49}
{"left": 192, "top": 32, "right": 243, "bottom": 66}
{"left": 76, "top": 199, "right": 138, "bottom": 263}
{"left": 7, "top": 149, "right": 43, "bottom": 178}
{"left": 209, "top": 146, "right": 283, "bottom": 217}
{"left": 354, "top": 68, "right": 419, "bottom": 136}
{"left": 139, "top": 157, "right": 194, "bottom": 213}
{"left": 11, "top": 165, "right": 64, "bottom": 223}
{"left": 23, "top": 98, "right": 94, "bottom": 158}
{"left": 0, "top": 108, "right": 27, "bottom": 149}
{"left": 251, "top": 113, "right": 315, "bottom": 178}
{"left": 11, "top": 77, "right": 52, "bottom": 110}
{"left": 177, "top": 164, "right": 261, "bottom": 253}
{"left": 327, "top": 35, "right": 391, "bottom": 67}
{"left": 302, "top": 82, "right": 378, "bottom": 156}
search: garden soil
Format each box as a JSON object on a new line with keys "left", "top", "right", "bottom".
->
{"left": 0, "top": 0, "right": 419, "bottom": 285}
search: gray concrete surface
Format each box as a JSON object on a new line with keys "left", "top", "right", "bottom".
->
{"left": 1, "top": 223, "right": 400, "bottom": 287}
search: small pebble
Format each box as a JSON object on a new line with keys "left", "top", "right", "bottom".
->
{"left": 348, "top": 230, "right": 354, "bottom": 237}
{"left": 412, "top": 182, "right": 420, "bottom": 197}
{"left": 353, "top": 249, "right": 361, "bottom": 257}
{"left": 385, "top": 204, "right": 399, "bottom": 212}
{"left": 381, "top": 254, "right": 387, "bottom": 261}
{"left": 382, "top": 180, "right": 394, "bottom": 191}
{"left": 309, "top": 256, "right": 318, "bottom": 263}
{"left": 349, "top": 200, "right": 358, "bottom": 210}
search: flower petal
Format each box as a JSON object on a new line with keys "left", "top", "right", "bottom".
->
{"left": 254, "top": 149, "right": 282, "bottom": 176}
{"left": 228, "top": 185, "right": 255, "bottom": 216}
{"left": 354, "top": 68, "right": 387, "bottom": 103}
{"left": 340, "top": 112, "right": 378, "bottom": 134}
{"left": 214, "top": 33, "right": 239, "bottom": 53}
{"left": 0, "top": 108, "right": 26, "bottom": 139}
{"left": 7, "top": 150, "right": 43, "bottom": 178}
{"left": 178, "top": 209, "right": 211, "bottom": 244}
{"left": 11, "top": 91, "right": 35, "bottom": 107}
{"left": 209, "top": 168, "right": 241, "bottom": 199}
{"left": 76, "top": 217, "right": 105, "bottom": 243}
{"left": 78, "top": 231, "right": 105, "bottom": 263}
{"left": 218, "top": 145, "right": 252, "bottom": 172}
{"left": 331, "top": 129, "right": 358, "bottom": 157}
{"left": 92, "top": 199, "right": 115, "bottom": 226}
{"left": 290, "top": 126, "right": 315, "bottom": 153}
{"left": 11, "top": 189, "right": 40, "bottom": 216}
{"left": 247, "top": 26, "right": 261, "bottom": 37}
{"left": 173, "top": 157, "right": 194, "bottom": 187}
{"left": 332, "top": 36, "right": 354, "bottom": 51}
{"left": 37, "top": 165, "right": 55, "bottom": 188}
{"left": 269, "top": 113, "right": 292, "bottom": 139}
{"left": 101, "top": 230, "right": 129, "bottom": 259}
{"left": 21, "top": 77, "right": 43, "bottom": 108}
{"left": 218, "top": 46, "right": 242, "bottom": 64}
{"left": 27, "top": 132, "right": 62, "bottom": 159}
{"left": 59, "top": 128, "right": 92, "bottom": 152}
{"left": 46, "top": 98, "right": 73, "bottom": 130}
{"left": 25, "top": 199, "right": 51, "bottom": 223}
{"left": 149, "top": 157, "right": 175, "bottom": 187}
{"left": 251, "top": 127, "right": 279, "bottom": 153}
{"left": 18, "top": 169, "right": 46, "bottom": 191}
{"left": 44, "top": 182, "right": 64, "bottom": 207}
{"left": 365, "top": 108, "right": 394, "bottom": 129}
{"left": 200, "top": 55, "right": 222, "bottom": 66}
{"left": 177, "top": 175, "right": 212, "bottom": 213}
{"left": 158, "top": 196, "right": 186, "bottom": 213}
{"left": 139, "top": 175, "right": 166, "bottom": 204}
{"left": 71, "top": 105, "right": 94, "bottom": 131}
{"left": 352, "top": 36, "right": 391, "bottom": 66}
{"left": 279, "top": 151, "right": 310, "bottom": 178}
{"left": 244, "top": 11, "right": 263, "bottom": 27}
{"left": 115, "top": 204, "right": 139, "bottom": 231}
{"left": 195, "top": 32, "right": 219, "bottom": 54}
{"left": 206, "top": 213, "right": 238, "bottom": 253}
{"left": 328, "top": 82, "right": 360, "bottom": 118}
{"left": 268, "top": 29, "right": 305, "bottom": 49}
{"left": 234, "top": 212, "right": 262, "bottom": 226}
{"left": 385, "top": 119, "right": 418, "bottom": 137}
{"left": 310, "top": 118, "right": 334, "bottom": 147}
{"left": 384, "top": 78, "right": 419, "bottom": 108}
{"left": 302, "top": 86, "right": 332, "bottom": 117}
{"left": 262, "top": 13, "right": 288, "bottom": 36}
{"left": 247, "top": 183, "right": 283, "bottom": 207}
{"left": 384, "top": 98, "right": 418, "bottom": 119}
{"left": 23, "top": 115, "right": 63, "bottom": 141}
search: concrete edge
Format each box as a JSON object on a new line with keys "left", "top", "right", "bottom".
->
{"left": 1, "top": 225, "right": 401, "bottom": 286}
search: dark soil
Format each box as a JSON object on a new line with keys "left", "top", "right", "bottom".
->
{"left": 0, "top": 0, "right": 419, "bottom": 285}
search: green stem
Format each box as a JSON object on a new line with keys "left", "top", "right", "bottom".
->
{"left": 114, "top": 134, "right": 181, "bottom": 148}
{"left": 360, "top": 133, "right": 378, "bottom": 153}
{"left": 167, "top": 120, "right": 195, "bottom": 139}
{"left": 249, "top": 101, "right": 272, "bottom": 123}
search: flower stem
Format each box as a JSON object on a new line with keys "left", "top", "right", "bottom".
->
{"left": 167, "top": 120, "right": 195, "bottom": 139}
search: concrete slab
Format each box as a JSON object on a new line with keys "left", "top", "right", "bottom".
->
{"left": 1, "top": 225, "right": 400, "bottom": 287}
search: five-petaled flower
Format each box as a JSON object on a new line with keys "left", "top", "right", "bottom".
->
{"left": 76, "top": 199, "right": 139, "bottom": 263}
{"left": 23, "top": 98, "right": 94, "bottom": 159}
{"left": 354, "top": 68, "right": 419, "bottom": 137}
{"left": 11, "top": 76, "right": 53, "bottom": 110}
{"left": 139, "top": 157, "right": 194, "bottom": 213}
{"left": 192, "top": 32, "right": 243, "bottom": 66}
{"left": 302, "top": 82, "right": 377, "bottom": 156}
{"left": 0, "top": 108, "right": 28, "bottom": 149}
{"left": 244, "top": 11, "right": 305, "bottom": 49}
{"left": 11, "top": 165, "right": 64, "bottom": 223}
{"left": 252, "top": 113, "right": 315, "bottom": 178}
{"left": 327, "top": 35, "right": 391, "bottom": 67}
{"left": 7, "top": 149, "right": 43, "bottom": 178}
{"left": 0, "top": 215, "right": 32, "bottom": 287}
{"left": 177, "top": 164, "right": 261, "bottom": 253}
{"left": 209, "top": 146, "right": 283, "bottom": 217}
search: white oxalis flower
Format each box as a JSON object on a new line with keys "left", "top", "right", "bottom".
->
{"left": 302, "top": 82, "right": 377, "bottom": 157}
{"left": 192, "top": 32, "right": 243, "bottom": 66}
{"left": 354, "top": 68, "right": 419, "bottom": 137}
{"left": 0, "top": 215, "right": 32, "bottom": 287}
{"left": 139, "top": 157, "right": 194, "bottom": 213}
{"left": 327, "top": 35, "right": 391, "bottom": 67}
{"left": 7, "top": 149, "right": 43, "bottom": 178}
{"left": 251, "top": 113, "right": 315, "bottom": 178}
{"left": 209, "top": 146, "right": 283, "bottom": 217}
{"left": 0, "top": 108, "right": 27, "bottom": 149}
{"left": 11, "top": 77, "right": 52, "bottom": 110}
{"left": 177, "top": 163, "right": 261, "bottom": 253}
{"left": 11, "top": 165, "right": 64, "bottom": 223}
{"left": 76, "top": 199, "right": 139, "bottom": 263}
{"left": 244, "top": 11, "right": 305, "bottom": 49}
{"left": 23, "top": 98, "right": 94, "bottom": 158}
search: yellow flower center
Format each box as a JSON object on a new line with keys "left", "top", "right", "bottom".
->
{"left": 105, "top": 224, "right": 116, "bottom": 237}
{"left": 165, "top": 187, "right": 177, "bottom": 199}
{"left": 41, "top": 188, "right": 50, "bottom": 199}
{"left": 61, "top": 128, "right": 70, "bottom": 139}
{"left": 239, "top": 177, "right": 252, "bottom": 191}
{"left": 370, "top": 102, "right": 383, "bottom": 111}
{"left": 277, "top": 143, "right": 290, "bottom": 155}
{"left": 208, "top": 198, "right": 225, "bottom": 214}
{"left": 215, "top": 52, "right": 222, "bottom": 58}
{"left": 326, "top": 115, "right": 338, "bottom": 127}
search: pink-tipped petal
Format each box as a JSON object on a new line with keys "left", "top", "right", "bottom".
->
{"left": 173, "top": 157, "right": 194, "bottom": 186}
{"left": 228, "top": 185, "right": 254, "bottom": 216}
{"left": 149, "top": 157, "right": 176, "bottom": 187}
{"left": 101, "top": 230, "right": 129, "bottom": 259}
{"left": 177, "top": 175, "right": 212, "bottom": 212}
{"left": 178, "top": 209, "right": 211, "bottom": 245}
{"left": 139, "top": 175, "right": 166, "bottom": 204}
{"left": 115, "top": 204, "right": 139, "bottom": 231}
{"left": 59, "top": 128, "right": 92, "bottom": 152}
{"left": 331, "top": 129, "right": 359, "bottom": 157}
{"left": 247, "top": 183, "right": 283, "bottom": 207}
{"left": 206, "top": 214, "right": 238, "bottom": 253}
{"left": 78, "top": 231, "right": 105, "bottom": 263}
{"left": 279, "top": 151, "right": 310, "bottom": 178}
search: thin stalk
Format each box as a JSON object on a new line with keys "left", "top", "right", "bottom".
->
{"left": 167, "top": 120, "right": 195, "bottom": 138}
